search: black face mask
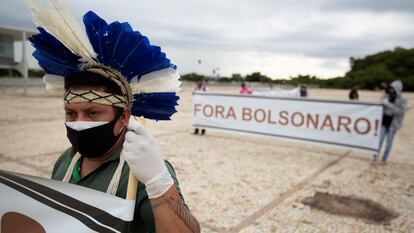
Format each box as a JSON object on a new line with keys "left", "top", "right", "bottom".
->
{"left": 65, "top": 117, "right": 123, "bottom": 158}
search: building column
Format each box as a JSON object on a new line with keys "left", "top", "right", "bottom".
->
{"left": 21, "top": 31, "right": 28, "bottom": 96}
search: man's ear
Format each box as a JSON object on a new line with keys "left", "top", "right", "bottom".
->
{"left": 120, "top": 108, "right": 131, "bottom": 126}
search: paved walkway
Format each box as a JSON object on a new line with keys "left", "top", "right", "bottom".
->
{"left": 1, "top": 88, "right": 413, "bottom": 232}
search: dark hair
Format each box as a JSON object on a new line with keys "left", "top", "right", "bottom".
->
{"left": 65, "top": 71, "right": 124, "bottom": 118}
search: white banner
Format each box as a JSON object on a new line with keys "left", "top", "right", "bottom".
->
{"left": 193, "top": 93, "right": 383, "bottom": 152}
{"left": 0, "top": 170, "right": 134, "bottom": 233}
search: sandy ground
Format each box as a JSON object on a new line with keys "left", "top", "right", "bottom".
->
{"left": 0, "top": 84, "right": 414, "bottom": 233}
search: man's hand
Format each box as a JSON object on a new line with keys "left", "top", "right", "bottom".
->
{"left": 123, "top": 118, "right": 173, "bottom": 199}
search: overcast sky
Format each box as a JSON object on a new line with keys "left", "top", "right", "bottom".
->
{"left": 1, "top": 0, "right": 413, "bottom": 78}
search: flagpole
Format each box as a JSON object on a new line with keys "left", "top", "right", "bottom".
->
{"left": 126, "top": 172, "right": 138, "bottom": 200}
{"left": 126, "top": 117, "right": 146, "bottom": 200}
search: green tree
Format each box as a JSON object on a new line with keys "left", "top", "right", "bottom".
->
{"left": 245, "top": 72, "right": 272, "bottom": 82}
{"left": 231, "top": 73, "right": 244, "bottom": 82}
{"left": 345, "top": 47, "right": 414, "bottom": 90}
{"left": 180, "top": 73, "right": 206, "bottom": 81}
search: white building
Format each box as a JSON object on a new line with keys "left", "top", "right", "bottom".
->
{"left": 0, "top": 26, "right": 36, "bottom": 94}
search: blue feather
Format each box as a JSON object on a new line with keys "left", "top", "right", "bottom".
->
{"left": 131, "top": 93, "right": 179, "bottom": 120}
{"left": 29, "top": 27, "right": 81, "bottom": 76}
{"left": 83, "top": 11, "right": 109, "bottom": 64}
{"left": 33, "top": 51, "right": 79, "bottom": 76}
{"left": 108, "top": 22, "right": 134, "bottom": 67}
{"left": 109, "top": 22, "right": 133, "bottom": 65}
{"left": 83, "top": 11, "right": 180, "bottom": 121}
{"left": 83, "top": 11, "right": 172, "bottom": 80}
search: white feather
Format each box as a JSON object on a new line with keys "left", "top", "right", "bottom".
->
{"left": 26, "top": 0, "right": 96, "bottom": 62}
{"left": 130, "top": 68, "right": 181, "bottom": 94}
{"left": 43, "top": 74, "right": 65, "bottom": 91}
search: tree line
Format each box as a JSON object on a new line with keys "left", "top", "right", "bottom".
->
{"left": 181, "top": 47, "right": 414, "bottom": 91}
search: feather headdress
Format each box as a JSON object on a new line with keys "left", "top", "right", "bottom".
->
{"left": 27, "top": 0, "right": 180, "bottom": 120}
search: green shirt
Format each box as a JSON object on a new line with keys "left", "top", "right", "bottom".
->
{"left": 51, "top": 146, "right": 187, "bottom": 233}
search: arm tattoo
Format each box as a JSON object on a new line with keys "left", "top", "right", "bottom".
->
{"left": 174, "top": 198, "right": 200, "bottom": 232}
{"left": 152, "top": 195, "right": 200, "bottom": 233}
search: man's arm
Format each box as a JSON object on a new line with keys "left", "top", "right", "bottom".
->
{"left": 123, "top": 118, "right": 201, "bottom": 232}
{"left": 150, "top": 186, "right": 200, "bottom": 233}
{"left": 383, "top": 97, "right": 407, "bottom": 115}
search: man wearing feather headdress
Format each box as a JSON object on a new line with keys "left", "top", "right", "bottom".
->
{"left": 27, "top": 0, "right": 200, "bottom": 232}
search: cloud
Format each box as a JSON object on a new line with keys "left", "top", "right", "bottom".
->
{"left": 321, "top": 0, "right": 414, "bottom": 13}
{"left": 0, "top": 0, "right": 34, "bottom": 30}
{"left": 1, "top": 0, "right": 413, "bottom": 78}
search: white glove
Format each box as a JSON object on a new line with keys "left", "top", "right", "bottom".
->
{"left": 382, "top": 98, "right": 390, "bottom": 106}
{"left": 123, "top": 118, "right": 173, "bottom": 199}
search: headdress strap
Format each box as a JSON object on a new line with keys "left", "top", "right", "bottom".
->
{"left": 64, "top": 89, "right": 128, "bottom": 108}
{"left": 82, "top": 64, "right": 133, "bottom": 108}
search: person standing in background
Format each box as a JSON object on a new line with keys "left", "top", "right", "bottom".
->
{"left": 299, "top": 85, "right": 308, "bottom": 97}
{"left": 239, "top": 82, "right": 252, "bottom": 94}
{"left": 349, "top": 87, "right": 359, "bottom": 100}
{"left": 193, "top": 80, "right": 207, "bottom": 135}
{"left": 194, "top": 80, "right": 207, "bottom": 92}
{"left": 373, "top": 80, "right": 407, "bottom": 163}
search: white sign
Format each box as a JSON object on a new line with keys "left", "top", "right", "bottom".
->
{"left": 0, "top": 170, "right": 134, "bottom": 233}
{"left": 193, "top": 93, "right": 383, "bottom": 152}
